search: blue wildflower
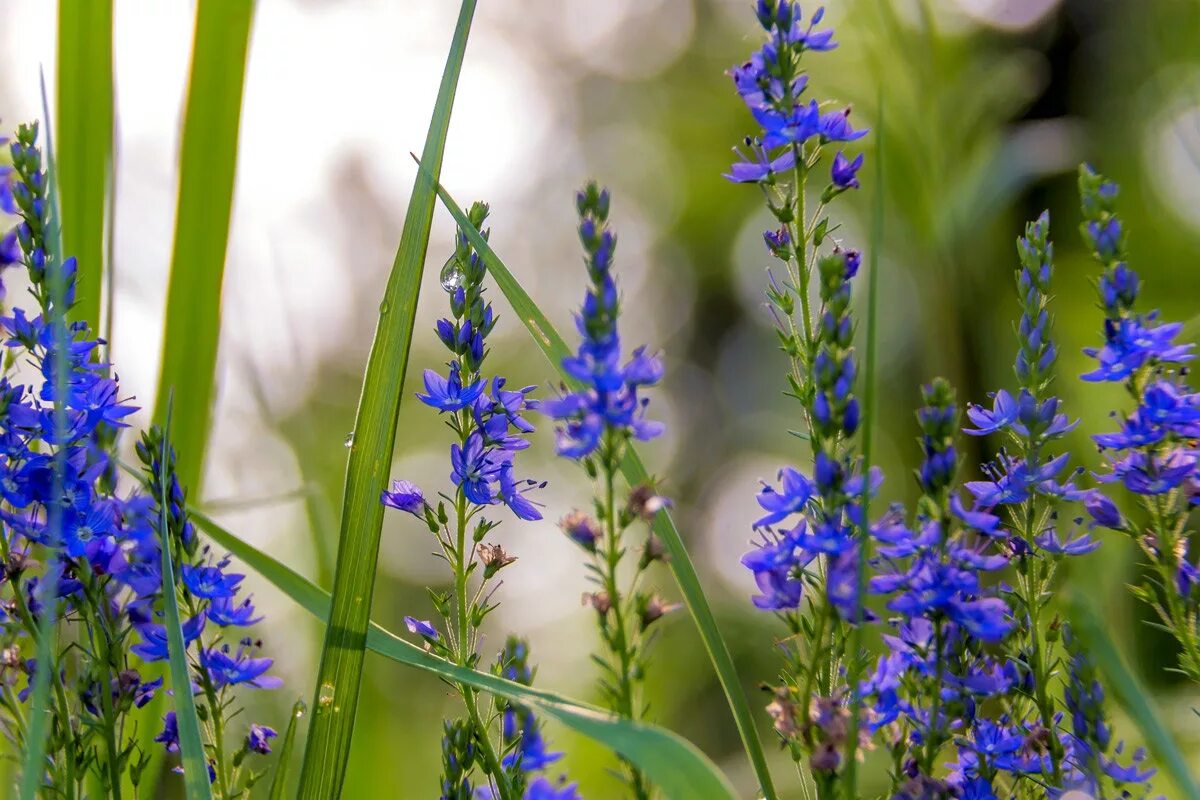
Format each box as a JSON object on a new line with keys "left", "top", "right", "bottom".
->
{"left": 247, "top": 724, "right": 277, "bottom": 755}
{"left": 381, "top": 479, "right": 426, "bottom": 516}
{"left": 418, "top": 362, "right": 485, "bottom": 412}
{"left": 201, "top": 645, "right": 282, "bottom": 689}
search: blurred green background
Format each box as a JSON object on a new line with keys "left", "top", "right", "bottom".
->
{"left": 5, "top": 0, "right": 1200, "bottom": 796}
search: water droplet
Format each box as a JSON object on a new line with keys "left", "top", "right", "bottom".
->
{"left": 318, "top": 682, "right": 335, "bottom": 707}
{"left": 292, "top": 699, "right": 307, "bottom": 718}
{"left": 439, "top": 255, "right": 465, "bottom": 293}
{"left": 343, "top": 432, "right": 355, "bottom": 448}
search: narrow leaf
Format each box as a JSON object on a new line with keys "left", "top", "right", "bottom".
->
{"left": 423, "top": 168, "right": 778, "bottom": 800}
{"left": 842, "top": 94, "right": 884, "bottom": 795}
{"left": 19, "top": 80, "right": 70, "bottom": 800}
{"left": 56, "top": 0, "right": 113, "bottom": 332}
{"left": 156, "top": 409, "right": 212, "bottom": 800}
{"left": 1068, "top": 593, "right": 1200, "bottom": 797}
{"left": 193, "top": 512, "right": 738, "bottom": 800}
{"left": 153, "top": 0, "right": 255, "bottom": 493}
{"left": 267, "top": 699, "right": 307, "bottom": 800}
{"left": 297, "top": 2, "right": 477, "bottom": 795}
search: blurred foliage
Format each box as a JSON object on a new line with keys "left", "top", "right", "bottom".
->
{"left": 16, "top": 0, "right": 1200, "bottom": 797}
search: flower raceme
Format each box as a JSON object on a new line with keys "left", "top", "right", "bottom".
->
{"left": 382, "top": 203, "right": 574, "bottom": 800}
{"left": 0, "top": 120, "right": 279, "bottom": 797}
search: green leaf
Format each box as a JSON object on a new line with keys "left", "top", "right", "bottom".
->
{"left": 296, "top": 2, "right": 477, "bottom": 795}
{"left": 153, "top": 0, "right": 255, "bottom": 493}
{"left": 192, "top": 512, "right": 738, "bottom": 800}
{"left": 156, "top": 408, "right": 213, "bottom": 800}
{"left": 56, "top": 0, "right": 113, "bottom": 333}
{"left": 19, "top": 76, "right": 70, "bottom": 800}
{"left": 1067, "top": 592, "right": 1200, "bottom": 797}
{"left": 423, "top": 168, "right": 778, "bottom": 800}
{"left": 842, "top": 93, "right": 885, "bottom": 796}
{"left": 267, "top": 699, "right": 307, "bottom": 800}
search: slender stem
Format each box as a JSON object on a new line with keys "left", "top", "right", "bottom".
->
{"left": 84, "top": 579, "right": 124, "bottom": 800}
{"left": 599, "top": 435, "right": 649, "bottom": 800}
{"left": 450, "top": 418, "right": 514, "bottom": 800}
{"left": 790, "top": 143, "right": 813, "bottom": 347}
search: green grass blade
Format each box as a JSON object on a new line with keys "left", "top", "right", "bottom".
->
{"left": 56, "top": 0, "right": 113, "bottom": 332}
{"left": 267, "top": 699, "right": 307, "bottom": 800}
{"left": 1068, "top": 592, "right": 1200, "bottom": 797}
{"left": 842, "top": 94, "right": 884, "bottom": 795}
{"left": 297, "top": 2, "right": 477, "bottom": 795}
{"left": 157, "top": 408, "right": 213, "bottom": 800}
{"left": 423, "top": 168, "right": 778, "bottom": 800}
{"left": 19, "top": 75, "right": 69, "bottom": 800}
{"left": 192, "top": 512, "right": 738, "bottom": 800}
{"left": 153, "top": 0, "right": 255, "bottom": 493}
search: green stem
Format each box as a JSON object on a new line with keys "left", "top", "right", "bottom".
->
{"left": 451, "top": 415, "right": 514, "bottom": 800}
{"left": 599, "top": 437, "right": 649, "bottom": 800}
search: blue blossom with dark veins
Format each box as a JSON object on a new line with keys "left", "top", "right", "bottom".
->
{"left": 381, "top": 479, "right": 426, "bottom": 516}
{"left": 417, "top": 362, "right": 485, "bottom": 412}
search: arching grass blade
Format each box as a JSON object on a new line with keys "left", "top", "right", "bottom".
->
{"left": 192, "top": 512, "right": 738, "bottom": 800}
{"left": 153, "top": 0, "right": 255, "bottom": 493}
{"left": 156, "top": 406, "right": 212, "bottom": 800}
{"left": 422, "top": 167, "right": 778, "bottom": 800}
{"left": 267, "top": 699, "right": 307, "bottom": 800}
{"left": 297, "top": 2, "right": 477, "bottom": 796}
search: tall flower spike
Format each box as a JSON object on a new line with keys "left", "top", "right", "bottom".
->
{"left": 1080, "top": 167, "right": 1200, "bottom": 685}
{"left": 383, "top": 204, "right": 558, "bottom": 800}
{"left": 541, "top": 183, "right": 669, "bottom": 800}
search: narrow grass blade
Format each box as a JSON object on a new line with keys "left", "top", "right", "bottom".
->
{"left": 424, "top": 169, "right": 778, "bottom": 800}
{"left": 297, "top": 2, "right": 477, "bottom": 795}
{"left": 267, "top": 699, "right": 307, "bottom": 800}
{"left": 56, "top": 0, "right": 113, "bottom": 332}
{"left": 192, "top": 512, "right": 738, "bottom": 800}
{"left": 19, "top": 76, "right": 70, "bottom": 800}
{"left": 842, "top": 94, "right": 884, "bottom": 795}
{"left": 1068, "top": 593, "right": 1200, "bottom": 797}
{"left": 152, "top": 0, "right": 255, "bottom": 493}
{"left": 156, "top": 408, "right": 212, "bottom": 800}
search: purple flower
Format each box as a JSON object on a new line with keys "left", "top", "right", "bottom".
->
{"left": 404, "top": 616, "right": 438, "bottom": 640}
{"left": 247, "top": 723, "right": 277, "bottom": 755}
{"left": 753, "top": 467, "right": 814, "bottom": 528}
{"left": 416, "top": 362, "right": 484, "bottom": 412}
{"left": 155, "top": 711, "right": 179, "bottom": 753}
{"left": 450, "top": 432, "right": 497, "bottom": 505}
{"left": 723, "top": 144, "right": 796, "bottom": 184}
{"left": 181, "top": 564, "right": 244, "bottom": 600}
{"left": 381, "top": 479, "right": 425, "bottom": 516}
{"left": 830, "top": 151, "right": 864, "bottom": 190}
{"left": 201, "top": 646, "right": 282, "bottom": 689}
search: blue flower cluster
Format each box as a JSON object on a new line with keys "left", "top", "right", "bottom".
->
{"left": 386, "top": 202, "right": 543, "bottom": 522}
{"left": 742, "top": 249, "right": 875, "bottom": 622}
{"left": 1076, "top": 166, "right": 1200, "bottom": 684}
{"left": 539, "top": 183, "right": 663, "bottom": 459}
{"left": 0, "top": 121, "right": 277, "bottom": 793}
{"left": 724, "top": 2, "right": 866, "bottom": 188}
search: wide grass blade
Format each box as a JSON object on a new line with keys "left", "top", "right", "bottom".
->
{"left": 423, "top": 167, "right": 778, "bottom": 800}
{"left": 296, "top": 2, "right": 477, "bottom": 796}
{"left": 153, "top": 0, "right": 255, "bottom": 493}
{"left": 1068, "top": 593, "right": 1200, "bottom": 797}
{"left": 157, "top": 409, "right": 213, "bottom": 800}
{"left": 56, "top": 0, "right": 113, "bottom": 332}
{"left": 192, "top": 512, "right": 738, "bottom": 800}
